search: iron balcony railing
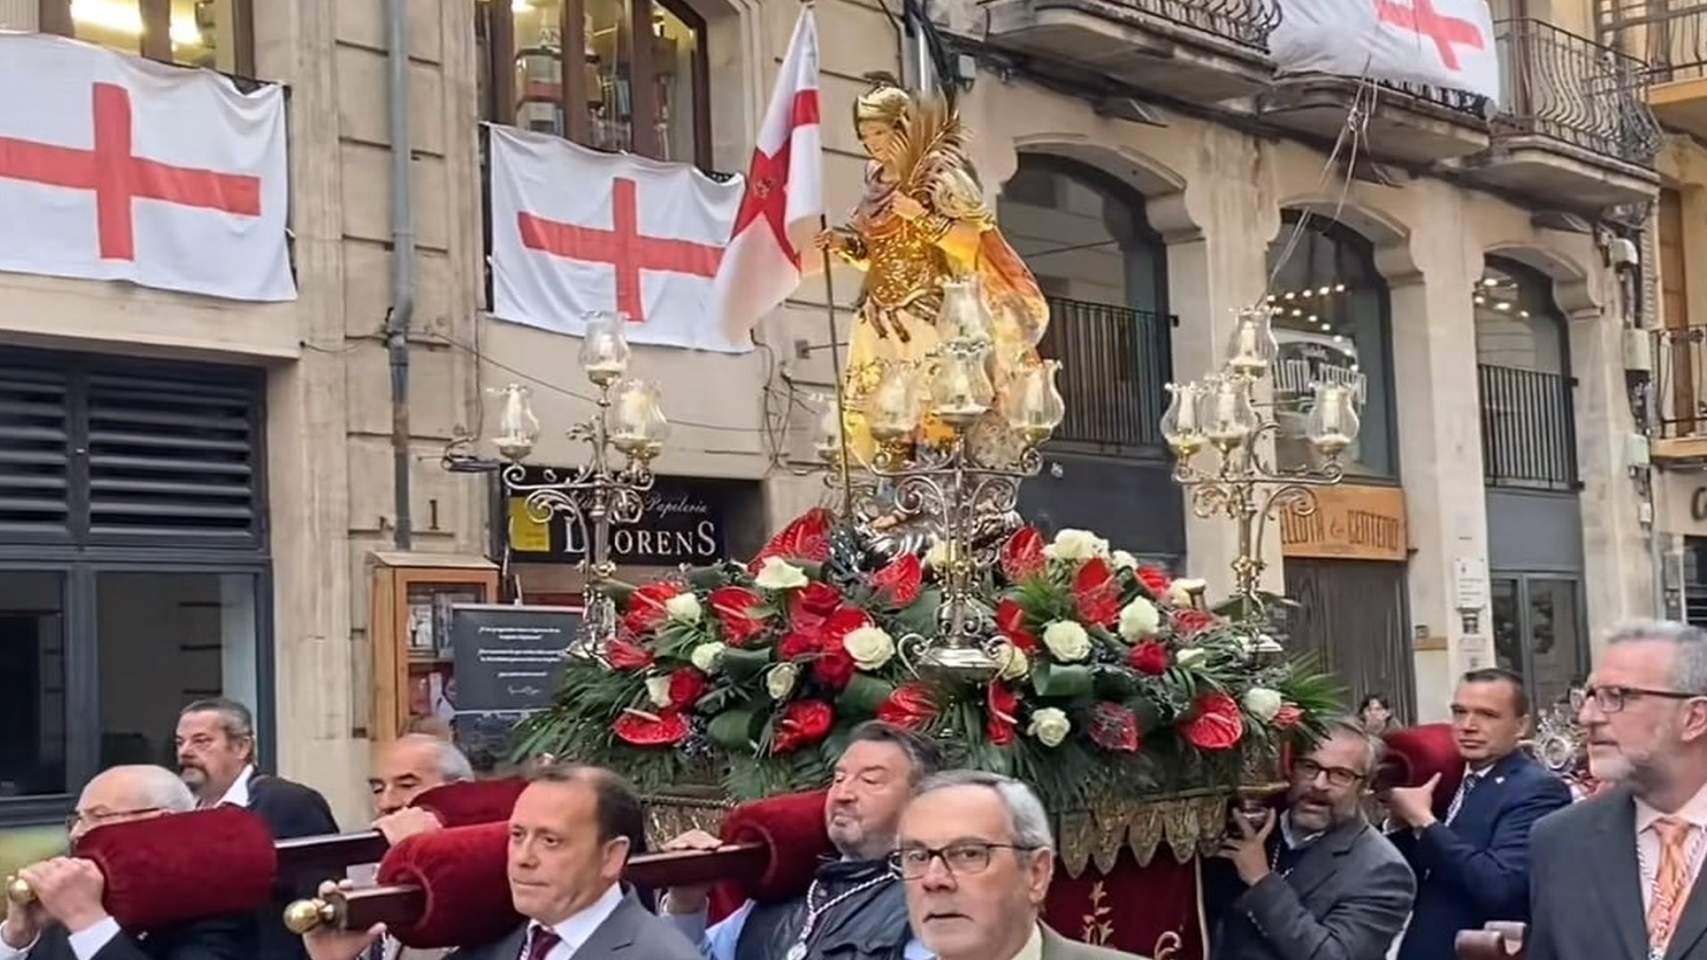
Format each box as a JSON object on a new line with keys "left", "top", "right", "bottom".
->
{"left": 1478, "top": 363, "right": 1579, "bottom": 490}
{"left": 1596, "top": 0, "right": 1707, "bottom": 83}
{"left": 1037, "top": 297, "right": 1175, "bottom": 457}
{"left": 1494, "top": 18, "right": 1664, "bottom": 165}
{"left": 1654, "top": 326, "right": 1707, "bottom": 439}
{"left": 1105, "top": 0, "right": 1282, "bottom": 51}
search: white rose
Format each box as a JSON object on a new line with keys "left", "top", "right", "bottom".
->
{"left": 1244, "top": 687, "right": 1284, "bottom": 722}
{"left": 664, "top": 592, "right": 703, "bottom": 625}
{"left": 689, "top": 641, "right": 726, "bottom": 673}
{"left": 644, "top": 675, "right": 673, "bottom": 709}
{"left": 993, "top": 641, "right": 1031, "bottom": 681}
{"left": 1028, "top": 707, "right": 1072, "bottom": 747}
{"left": 1050, "top": 529, "right": 1110, "bottom": 562}
{"left": 924, "top": 538, "right": 952, "bottom": 570}
{"left": 754, "top": 557, "right": 810, "bottom": 590}
{"left": 1176, "top": 647, "right": 1206, "bottom": 668}
{"left": 1111, "top": 550, "right": 1139, "bottom": 572}
{"left": 1041, "top": 620, "right": 1092, "bottom": 662}
{"left": 843, "top": 625, "right": 897, "bottom": 671}
{"left": 1167, "top": 578, "right": 1207, "bottom": 607}
{"left": 766, "top": 662, "right": 800, "bottom": 700}
{"left": 1118, "top": 597, "right": 1161, "bottom": 641}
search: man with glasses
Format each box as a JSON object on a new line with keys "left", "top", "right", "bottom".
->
{"left": 895, "top": 770, "right": 1139, "bottom": 960}
{"left": 1383, "top": 668, "right": 1569, "bottom": 960}
{"left": 1209, "top": 718, "right": 1415, "bottom": 960}
{"left": 1529, "top": 620, "right": 1707, "bottom": 960}
{"left": 0, "top": 765, "right": 252, "bottom": 959}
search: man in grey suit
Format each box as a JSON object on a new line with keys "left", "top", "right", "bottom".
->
{"left": 1529, "top": 620, "right": 1707, "bottom": 960}
{"left": 1210, "top": 717, "right": 1416, "bottom": 960}
{"left": 306, "top": 764, "right": 698, "bottom": 960}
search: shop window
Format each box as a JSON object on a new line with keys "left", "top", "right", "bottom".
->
{"left": 485, "top": 0, "right": 711, "bottom": 168}
{"left": 1265, "top": 213, "right": 1398, "bottom": 479}
{"left": 34, "top": 0, "right": 252, "bottom": 75}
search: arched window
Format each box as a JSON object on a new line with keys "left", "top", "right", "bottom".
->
{"left": 1473, "top": 257, "right": 1575, "bottom": 490}
{"left": 1265, "top": 213, "right": 1397, "bottom": 479}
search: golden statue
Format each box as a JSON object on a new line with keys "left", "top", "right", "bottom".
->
{"left": 816, "top": 74, "right": 1049, "bottom": 466}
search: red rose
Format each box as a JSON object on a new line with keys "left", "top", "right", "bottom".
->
{"left": 1001, "top": 526, "right": 1047, "bottom": 581}
{"left": 613, "top": 708, "right": 689, "bottom": 747}
{"left": 668, "top": 669, "right": 708, "bottom": 710}
{"left": 749, "top": 509, "right": 832, "bottom": 573}
{"left": 1273, "top": 703, "right": 1305, "bottom": 730}
{"left": 710, "top": 586, "right": 767, "bottom": 646}
{"left": 1128, "top": 641, "right": 1170, "bottom": 676}
{"left": 987, "top": 683, "right": 1019, "bottom": 746}
{"left": 622, "top": 582, "right": 682, "bottom": 635}
{"left": 872, "top": 554, "right": 924, "bottom": 607}
{"left": 605, "top": 635, "right": 655, "bottom": 671}
{"left": 813, "top": 650, "right": 856, "bottom": 690}
{"left": 1074, "top": 557, "right": 1120, "bottom": 627}
{"left": 819, "top": 608, "right": 871, "bottom": 650}
{"left": 772, "top": 700, "right": 834, "bottom": 754}
{"left": 1181, "top": 693, "right": 1244, "bottom": 751}
{"left": 779, "top": 630, "right": 820, "bottom": 661}
{"left": 878, "top": 683, "right": 938, "bottom": 731}
{"left": 1136, "top": 566, "right": 1172, "bottom": 599}
{"left": 1173, "top": 609, "right": 1219, "bottom": 638}
{"left": 1088, "top": 702, "right": 1140, "bottom": 753}
{"left": 996, "top": 598, "right": 1039, "bottom": 653}
{"left": 789, "top": 582, "right": 844, "bottom": 633}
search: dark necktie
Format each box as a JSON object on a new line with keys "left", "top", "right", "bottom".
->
{"left": 523, "top": 926, "right": 561, "bottom": 960}
{"left": 1445, "top": 772, "right": 1483, "bottom": 826}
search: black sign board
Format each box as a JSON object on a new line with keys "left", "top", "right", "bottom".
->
{"left": 448, "top": 603, "right": 577, "bottom": 715}
{"left": 499, "top": 471, "right": 738, "bottom": 566}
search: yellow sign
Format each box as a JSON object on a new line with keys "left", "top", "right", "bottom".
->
{"left": 508, "top": 497, "right": 550, "bottom": 553}
{"left": 1279, "top": 484, "right": 1408, "bottom": 562}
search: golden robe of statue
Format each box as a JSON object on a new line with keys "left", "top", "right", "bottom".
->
{"left": 816, "top": 76, "right": 1049, "bottom": 466}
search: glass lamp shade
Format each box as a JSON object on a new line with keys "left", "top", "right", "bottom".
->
{"left": 813, "top": 402, "right": 845, "bottom": 462}
{"left": 929, "top": 340, "right": 996, "bottom": 427}
{"left": 491, "top": 383, "right": 540, "bottom": 462}
{"left": 935, "top": 277, "right": 995, "bottom": 346}
{"left": 1225, "top": 305, "right": 1279, "bottom": 378}
{"left": 1203, "top": 375, "right": 1258, "bottom": 450}
{"left": 1004, "top": 359, "right": 1065, "bottom": 446}
{"left": 868, "top": 362, "right": 924, "bottom": 442}
{"left": 579, "top": 311, "right": 632, "bottom": 387}
{"left": 1305, "top": 381, "right": 1361, "bottom": 457}
{"left": 1159, "top": 382, "right": 1206, "bottom": 459}
{"left": 608, "top": 378, "right": 669, "bottom": 461}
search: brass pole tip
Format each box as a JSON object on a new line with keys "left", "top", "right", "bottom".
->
{"left": 4, "top": 875, "right": 32, "bottom": 906}
{"left": 282, "top": 898, "right": 328, "bottom": 935}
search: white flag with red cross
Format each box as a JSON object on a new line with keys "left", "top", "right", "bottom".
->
{"left": 713, "top": 6, "right": 824, "bottom": 342}
{"left": 1271, "top": 0, "right": 1500, "bottom": 102}
{"left": 0, "top": 32, "right": 293, "bottom": 301}
{"left": 489, "top": 125, "right": 749, "bottom": 353}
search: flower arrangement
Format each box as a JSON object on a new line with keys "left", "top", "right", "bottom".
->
{"left": 514, "top": 509, "right": 1340, "bottom": 809}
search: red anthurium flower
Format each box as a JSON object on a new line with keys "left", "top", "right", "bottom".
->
{"left": 1088, "top": 702, "right": 1140, "bottom": 752}
{"left": 1273, "top": 703, "right": 1305, "bottom": 730}
{"left": 1173, "top": 609, "right": 1219, "bottom": 638}
{"left": 1128, "top": 641, "right": 1170, "bottom": 676}
{"left": 605, "top": 635, "right": 655, "bottom": 671}
{"left": 819, "top": 608, "right": 871, "bottom": 650}
{"left": 1136, "top": 566, "right": 1172, "bottom": 599}
{"left": 779, "top": 630, "right": 820, "bottom": 661}
{"left": 613, "top": 708, "right": 689, "bottom": 747}
{"left": 996, "top": 598, "right": 1039, "bottom": 653}
{"left": 878, "top": 683, "right": 939, "bottom": 731}
{"left": 749, "top": 509, "right": 833, "bottom": 574}
{"left": 1181, "top": 693, "right": 1244, "bottom": 751}
{"left": 871, "top": 554, "right": 923, "bottom": 607}
{"left": 987, "top": 683, "right": 1019, "bottom": 747}
{"left": 813, "top": 650, "right": 856, "bottom": 690}
{"left": 710, "top": 586, "right": 767, "bottom": 646}
{"left": 622, "top": 582, "right": 682, "bottom": 635}
{"left": 668, "top": 669, "right": 708, "bottom": 710}
{"left": 1001, "top": 526, "right": 1046, "bottom": 581}
{"left": 772, "top": 700, "right": 834, "bottom": 754}
{"left": 1074, "top": 558, "right": 1120, "bottom": 627}
{"left": 789, "top": 582, "right": 844, "bottom": 634}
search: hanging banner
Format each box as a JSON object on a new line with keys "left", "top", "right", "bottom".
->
{"left": 0, "top": 33, "right": 295, "bottom": 301}
{"left": 488, "top": 124, "right": 749, "bottom": 353}
{"left": 1270, "top": 0, "right": 1501, "bottom": 103}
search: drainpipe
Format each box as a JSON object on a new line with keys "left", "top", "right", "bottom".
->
{"left": 386, "top": 0, "right": 415, "bottom": 551}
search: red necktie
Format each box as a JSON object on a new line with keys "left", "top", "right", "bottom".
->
{"left": 524, "top": 927, "right": 561, "bottom": 960}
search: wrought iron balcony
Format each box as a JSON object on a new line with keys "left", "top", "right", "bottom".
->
{"left": 1596, "top": 0, "right": 1707, "bottom": 137}
{"left": 1037, "top": 297, "right": 1175, "bottom": 457}
{"left": 1653, "top": 326, "right": 1707, "bottom": 460}
{"left": 1478, "top": 363, "right": 1579, "bottom": 490}
{"left": 1493, "top": 18, "right": 1662, "bottom": 165}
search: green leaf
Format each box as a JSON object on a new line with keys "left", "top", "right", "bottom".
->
{"left": 893, "top": 587, "right": 943, "bottom": 637}
{"left": 686, "top": 565, "right": 730, "bottom": 592}
{"left": 708, "top": 709, "right": 760, "bottom": 750}
{"left": 721, "top": 646, "right": 774, "bottom": 682}
{"left": 837, "top": 674, "right": 895, "bottom": 717}
{"left": 1031, "top": 662, "right": 1093, "bottom": 700}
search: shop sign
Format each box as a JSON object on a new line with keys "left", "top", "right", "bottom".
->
{"left": 502, "top": 470, "right": 730, "bottom": 566}
{"left": 1279, "top": 483, "right": 1408, "bottom": 562}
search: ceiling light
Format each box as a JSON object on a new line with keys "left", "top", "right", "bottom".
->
{"left": 1474, "top": 295, "right": 1486, "bottom": 305}
{"left": 1334, "top": 283, "right": 1347, "bottom": 293}
{"left": 1318, "top": 286, "right": 1331, "bottom": 296}
{"left": 1482, "top": 277, "right": 1500, "bottom": 287}
{"left": 1495, "top": 301, "right": 1512, "bottom": 311}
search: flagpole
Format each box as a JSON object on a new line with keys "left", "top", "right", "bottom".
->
{"left": 818, "top": 213, "right": 855, "bottom": 519}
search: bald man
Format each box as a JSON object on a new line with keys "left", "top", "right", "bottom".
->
{"left": 0, "top": 765, "right": 253, "bottom": 960}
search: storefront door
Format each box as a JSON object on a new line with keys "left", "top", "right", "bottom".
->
{"left": 1490, "top": 574, "right": 1586, "bottom": 713}
{"left": 1282, "top": 558, "right": 1415, "bottom": 722}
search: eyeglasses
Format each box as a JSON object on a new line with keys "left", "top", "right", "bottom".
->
{"left": 1572, "top": 685, "right": 1703, "bottom": 714}
{"left": 65, "top": 806, "right": 160, "bottom": 832}
{"left": 1292, "top": 758, "right": 1366, "bottom": 788}
{"left": 889, "top": 841, "right": 1038, "bottom": 880}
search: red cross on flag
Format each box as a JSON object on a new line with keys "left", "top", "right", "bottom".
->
{"left": 712, "top": 6, "right": 824, "bottom": 343}
{"left": 1271, "top": 0, "right": 1499, "bottom": 102}
{"left": 489, "top": 125, "right": 748, "bottom": 352}
{"left": 0, "top": 33, "right": 293, "bottom": 301}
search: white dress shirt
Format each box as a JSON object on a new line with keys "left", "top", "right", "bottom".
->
{"left": 523, "top": 882, "right": 624, "bottom": 960}
{"left": 210, "top": 764, "right": 256, "bottom": 809}
{"left": 1633, "top": 777, "right": 1707, "bottom": 912}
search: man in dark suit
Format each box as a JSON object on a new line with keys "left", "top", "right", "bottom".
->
{"left": 1384, "top": 667, "right": 1570, "bottom": 960}
{"left": 304, "top": 763, "right": 698, "bottom": 960}
{"left": 1211, "top": 717, "right": 1416, "bottom": 960}
{"left": 175, "top": 698, "right": 337, "bottom": 960}
{"left": 0, "top": 765, "right": 253, "bottom": 960}
{"left": 1529, "top": 620, "right": 1707, "bottom": 960}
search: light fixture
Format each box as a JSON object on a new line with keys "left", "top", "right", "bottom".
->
{"left": 1334, "top": 283, "right": 1347, "bottom": 292}
{"left": 1225, "top": 306, "right": 1279, "bottom": 377}
{"left": 492, "top": 384, "right": 541, "bottom": 462}
{"left": 1495, "top": 301, "right": 1513, "bottom": 312}
{"left": 1474, "top": 295, "right": 1486, "bottom": 305}
{"left": 1482, "top": 277, "right": 1500, "bottom": 287}
{"left": 579, "top": 311, "right": 632, "bottom": 386}
{"left": 1004, "top": 360, "right": 1066, "bottom": 446}
{"left": 1305, "top": 382, "right": 1360, "bottom": 457}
